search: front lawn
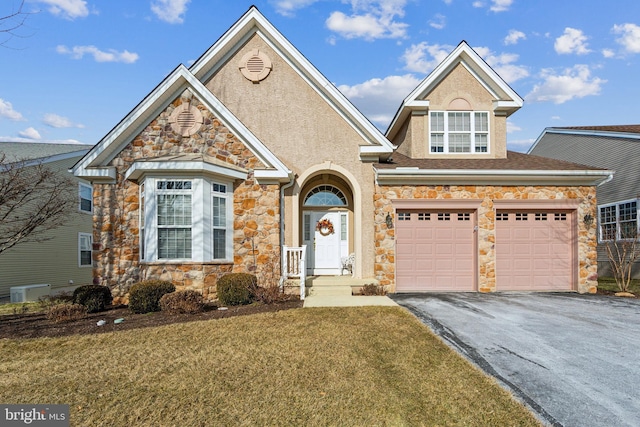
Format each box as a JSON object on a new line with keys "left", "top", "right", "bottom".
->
{"left": 0, "top": 307, "right": 540, "bottom": 426}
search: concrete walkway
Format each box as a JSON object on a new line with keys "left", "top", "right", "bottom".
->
{"left": 303, "top": 294, "right": 398, "bottom": 307}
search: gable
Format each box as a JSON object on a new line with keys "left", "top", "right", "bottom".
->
{"left": 386, "top": 41, "right": 522, "bottom": 144}
{"left": 72, "top": 65, "right": 290, "bottom": 184}
{"left": 190, "top": 6, "right": 393, "bottom": 162}
{"left": 204, "top": 33, "right": 379, "bottom": 174}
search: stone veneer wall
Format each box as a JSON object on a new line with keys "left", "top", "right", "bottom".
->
{"left": 92, "top": 91, "right": 281, "bottom": 302}
{"left": 374, "top": 185, "right": 598, "bottom": 293}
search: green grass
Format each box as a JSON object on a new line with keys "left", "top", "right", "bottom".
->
{"left": 0, "top": 307, "right": 540, "bottom": 426}
{"left": 598, "top": 276, "right": 640, "bottom": 294}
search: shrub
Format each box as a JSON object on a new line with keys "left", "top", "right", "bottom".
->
{"left": 217, "top": 273, "right": 257, "bottom": 306}
{"left": 160, "top": 290, "right": 205, "bottom": 315}
{"left": 46, "top": 303, "right": 87, "bottom": 323}
{"left": 128, "top": 280, "right": 176, "bottom": 313}
{"left": 360, "top": 283, "right": 387, "bottom": 296}
{"left": 252, "top": 283, "right": 293, "bottom": 304}
{"left": 72, "top": 285, "right": 113, "bottom": 313}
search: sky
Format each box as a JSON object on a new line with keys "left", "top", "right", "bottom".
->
{"left": 1, "top": 0, "right": 640, "bottom": 152}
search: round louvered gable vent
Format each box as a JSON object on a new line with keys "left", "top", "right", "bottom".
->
{"left": 239, "top": 49, "right": 272, "bottom": 82}
{"left": 168, "top": 100, "right": 203, "bottom": 137}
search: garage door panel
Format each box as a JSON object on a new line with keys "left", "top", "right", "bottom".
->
{"left": 497, "top": 210, "right": 573, "bottom": 291}
{"left": 396, "top": 210, "right": 475, "bottom": 292}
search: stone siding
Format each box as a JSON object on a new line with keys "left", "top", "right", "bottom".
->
{"left": 374, "top": 185, "right": 598, "bottom": 293}
{"left": 92, "top": 90, "right": 281, "bottom": 302}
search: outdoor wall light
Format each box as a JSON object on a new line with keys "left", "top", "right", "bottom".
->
{"left": 583, "top": 213, "right": 594, "bottom": 228}
{"left": 385, "top": 213, "right": 393, "bottom": 229}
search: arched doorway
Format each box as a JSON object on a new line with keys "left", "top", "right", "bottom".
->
{"left": 301, "top": 177, "right": 353, "bottom": 275}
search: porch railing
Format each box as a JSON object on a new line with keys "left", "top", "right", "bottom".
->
{"left": 281, "top": 245, "right": 307, "bottom": 300}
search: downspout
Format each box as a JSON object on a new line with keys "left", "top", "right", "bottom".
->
{"left": 279, "top": 173, "right": 296, "bottom": 286}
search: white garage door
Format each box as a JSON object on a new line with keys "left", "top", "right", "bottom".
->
{"left": 496, "top": 211, "right": 574, "bottom": 291}
{"left": 396, "top": 211, "right": 475, "bottom": 292}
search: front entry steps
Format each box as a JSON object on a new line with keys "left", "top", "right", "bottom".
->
{"left": 294, "top": 276, "right": 398, "bottom": 308}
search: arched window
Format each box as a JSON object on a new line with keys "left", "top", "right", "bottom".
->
{"left": 304, "top": 185, "right": 347, "bottom": 207}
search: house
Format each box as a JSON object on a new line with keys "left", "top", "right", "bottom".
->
{"left": 0, "top": 142, "right": 93, "bottom": 298}
{"left": 71, "top": 7, "right": 611, "bottom": 301}
{"left": 529, "top": 125, "right": 640, "bottom": 278}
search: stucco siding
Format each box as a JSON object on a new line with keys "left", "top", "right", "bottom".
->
{"left": 206, "top": 34, "right": 378, "bottom": 278}
{"left": 0, "top": 156, "right": 93, "bottom": 297}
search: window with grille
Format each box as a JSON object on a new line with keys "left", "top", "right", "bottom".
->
{"left": 398, "top": 212, "right": 411, "bottom": 221}
{"left": 599, "top": 199, "right": 638, "bottom": 241}
{"left": 429, "top": 111, "right": 489, "bottom": 153}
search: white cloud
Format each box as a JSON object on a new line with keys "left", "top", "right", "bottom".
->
{"left": 526, "top": 64, "right": 606, "bottom": 104}
{"left": 504, "top": 29, "right": 526, "bottom": 45}
{"left": 507, "top": 138, "right": 535, "bottom": 153}
{"left": 326, "top": 0, "right": 409, "bottom": 40}
{"left": 472, "top": 0, "right": 513, "bottom": 12}
{"left": 0, "top": 98, "right": 25, "bottom": 121}
{"left": 506, "top": 120, "right": 521, "bottom": 133}
{"left": 56, "top": 45, "right": 139, "bottom": 63}
{"left": 489, "top": 0, "right": 513, "bottom": 12}
{"left": 271, "top": 0, "right": 320, "bottom": 17}
{"left": 43, "top": 113, "right": 84, "bottom": 129}
{"left": 602, "top": 48, "right": 615, "bottom": 58}
{"left": 151, "top": 0, "right": 190, "bottom": 24}
{"left": 555, "top": 27, "right": 591, "bottom": 55}
{"left": 475, "top": 48, "right": 529, "bottom": 83}
{"left": 338, "top": 74, "right": 422, "bottom": 127}
{"left": 18, "top": 127, "right": 42, "bottom": 140}
{"left": 37, "top": 0, "right": 89, "bottom": 19}
{"left": 429, "top": 13, "right": 446, "bottom": 30}
{"left": 402, "top": 42, "right": 453, "bottom": 73}
{"left": 612, "top": 23, "right": 640, "bottom": 53}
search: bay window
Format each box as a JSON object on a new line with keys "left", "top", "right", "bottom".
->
{"left": 140, "top": 177, "right": 233, "bottom": 262}
{"left": 430, "top": 111, "right": 489, "bottom": 153}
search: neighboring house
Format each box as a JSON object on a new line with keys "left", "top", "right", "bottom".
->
{"left": 72, "top": 7, "right": 611, "bottom": 301}
{"left": 529, "top": 125, "right": 640, "bottom": 278}
{"left": 0, "top": 142, "right": 93, "bottom": 297}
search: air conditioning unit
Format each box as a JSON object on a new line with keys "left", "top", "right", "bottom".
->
{"left": 10, "top": 284, "right": 51, "bottom": 303}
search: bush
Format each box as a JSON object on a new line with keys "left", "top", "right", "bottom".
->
{"left": 360, "top": 283, "right": 387, "bottom": 296}
{"left": 217, "top": 273, "right": 257, "bottom": 306}
{"left": 72, "top": 285, "right": 113, "bottom": 313}
{"left": 160, "top": 290, "right": 205, "bottom": 315}
{"left": 128, "top": 280, "right": 176, "bottom": 313}
{"left": 46, "top": 303, "right": 87, "bottom": 323}
{"left": 252, "top": 283, "right": 293, "bottom": 304}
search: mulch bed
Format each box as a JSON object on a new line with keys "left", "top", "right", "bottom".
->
{"left": 0, "top": 300, "right": 303, "bottom": 340}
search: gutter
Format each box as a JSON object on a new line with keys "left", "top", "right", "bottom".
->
{"left": 375, "top": 168, "right": 614, "bottom": 186}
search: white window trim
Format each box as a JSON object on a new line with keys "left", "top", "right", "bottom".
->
{"left": 78, "top": 232, "right": 92, "bottom": 268}
{"left": 141, "top": 176, "right": 233, "bottom": 263}
{"left": 79, "top": 182, "right": 93, "bottom": 214}
{"left": 598, "top": 198, "right": 640, "bottom": 243}
{"left": 429, "top": 110, "right": 490, "bottom": 154}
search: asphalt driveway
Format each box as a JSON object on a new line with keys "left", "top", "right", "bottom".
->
{"left": 391, "top": 292, "right": 640, "bottom": 427}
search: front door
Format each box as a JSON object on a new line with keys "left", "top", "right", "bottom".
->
{"left": 304, "top": 211, "right": 346, "bottom": 275}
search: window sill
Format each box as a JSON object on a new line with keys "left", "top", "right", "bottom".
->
{"left": 140, "top": 260, "right": 234, "bottom": 265}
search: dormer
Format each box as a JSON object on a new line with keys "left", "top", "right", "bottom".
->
{"left": 386, "top": 41, "right": 523, "bottom": 160}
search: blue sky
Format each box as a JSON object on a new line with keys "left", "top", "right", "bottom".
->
{"left": 1, "top": 0, "right": 640, "bottom": 152}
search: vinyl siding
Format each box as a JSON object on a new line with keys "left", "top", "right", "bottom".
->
{"left": 531, "top": 132, "right": 640, "bottom": 278}
{"left": 0, "top": 156, "right": 93, "bottom": 297}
